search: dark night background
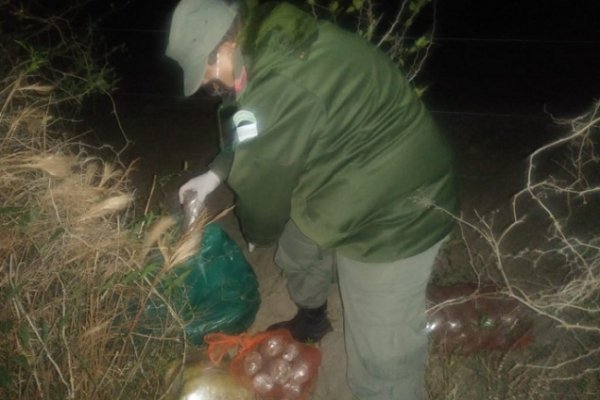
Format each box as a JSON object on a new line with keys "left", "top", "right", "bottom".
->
{"left": 95, "top": 0, "right": 600, "bottom": 118}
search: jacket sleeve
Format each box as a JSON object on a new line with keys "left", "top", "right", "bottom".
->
{"left": 208, "top": 150, "right": 233, "bottom": 180}
{"left": 226, "top": 73, "right": 326, "bottom": 245}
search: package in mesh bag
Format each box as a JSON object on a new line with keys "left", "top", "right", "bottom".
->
{"left": 145, "top": 223, "right": 261, "bottom": 345}
{"left": 164, "top": 349, "right": 255, "bottom": 400}
{"left": 426, "top": 283, "right": 534, "bottom": 355}
{"left": 205, "top": 329, "right": 322, "bottom": 400}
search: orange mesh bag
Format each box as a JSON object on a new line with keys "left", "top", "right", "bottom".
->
{"left": 205, "top": 329, "right": 321, "bottom": 399}
{"left": 426, "top": 283, "right": 534, "bottom": 355}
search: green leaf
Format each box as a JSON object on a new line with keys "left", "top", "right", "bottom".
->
{"left": 100, "top": 274, "right": 118, "bottom": 290}
{"left": 409, "top": 0, "right": 430, "bottom": 13}
{"left": 0, "top": 319, "right": 14, "bottom": 334}
{"left": 17, "top": 323, "right": 30, "bottom": 349}
{"left": 41, "top": 320, "right": 50, "bottom": 341}
{"left": 121, "top": 269, "right": 140, "bottom": 285}
{"left": 171, "top": 271, "right": 190, "bottom": 289}
{"left": 19, "top": 208, "right": 38, "bottom": 228}
{"left": 4, "top": 284, "right": 23, "bottom": 300}
{"left": 353, "top": 0, "right": 365, "bottom": 9}
{"left": 140, "top": 261, "right": 161, "bottom": 279}
{"left": 479, "top": 315, "right": 495, "bottom": 329}
{"left": 0, "top": 366, "right": 12, "bottom": 390}
{"left": 49, "top": 227, "right": 65, "bottom": 241}
{"left": 59, "top": 314, "right": 70, "bottom": 331}
{"left": 413, "top": 85, "right": 429, "bottom": 98}
{"left": 329, "top": 1, "right": 339, "bottom": 13}
{"left": 15, "top": 354, "right": 29, "bottom": 370}
{"left": 0, "top": 206, "right": 22, "bottom": 215}
{"left": 414, "top": 35, "right": 430, "bottom": 49}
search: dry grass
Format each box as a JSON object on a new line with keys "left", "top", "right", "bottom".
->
{"left": 0, "top": 50, "right": 213, "bottom": 400}
{"left": 0, "top": 4, "right": 216, "bottom": 398}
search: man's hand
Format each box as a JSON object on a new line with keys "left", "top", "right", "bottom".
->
{"left": 178, "top": 170, "right": 221, "bottom": 204}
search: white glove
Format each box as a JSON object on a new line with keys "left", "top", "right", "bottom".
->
{"left": 178, "top": 170, "right": 221, "bottom": 204}
{"left": 248, "top": 242, "right": 256, "bottom": 253}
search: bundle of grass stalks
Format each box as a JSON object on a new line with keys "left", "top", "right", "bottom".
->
{"left": 0, "top": 72, "right": 200, "bottom": 400}
{"left": 0, "top": 5, "right": 202, "bottom": 399}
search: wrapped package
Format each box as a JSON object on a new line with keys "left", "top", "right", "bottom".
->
{"left": 165, "top": 350, "right": 254, "bottom": 400}
{"left": 144, "top": 223, "right": 260, "bottom": 345}
{"left": 426, "top": 283, "right": 534, "bottom": 355}
{"left": 205, "top": 329, "right": 321, "bottom": 399}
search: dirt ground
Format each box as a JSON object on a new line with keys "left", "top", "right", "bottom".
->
{"left": 87, "top": 90, "right": 570, "bottom": 399}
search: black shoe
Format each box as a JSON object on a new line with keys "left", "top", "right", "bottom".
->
{"left": 267, "top": 303, "right": 333, "bottom": 343}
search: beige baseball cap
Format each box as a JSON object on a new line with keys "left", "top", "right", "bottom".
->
{"left": 166, "top": 0, "right": 239, "bottom": 96}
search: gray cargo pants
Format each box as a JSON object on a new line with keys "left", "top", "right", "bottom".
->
{"left": 275, "top": 220, "right": 444, "bottom": 400}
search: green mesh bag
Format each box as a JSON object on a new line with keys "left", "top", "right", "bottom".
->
{"left": 145, "top": 223, "right": 260, "bottom": 345}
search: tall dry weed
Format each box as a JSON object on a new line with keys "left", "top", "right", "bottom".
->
{"left": 0, "top": 5, "right": 204, "bottom": 399}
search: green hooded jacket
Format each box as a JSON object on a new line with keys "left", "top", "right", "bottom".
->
{"left": 211, "top": 2, "right": 458, "bottom": 262}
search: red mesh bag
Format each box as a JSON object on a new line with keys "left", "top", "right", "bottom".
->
{"left": 205, "top": 329, "right": 321, "bottom": 399}
{"left": 426, "top": 283, "right": 534, "bottom": 355}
